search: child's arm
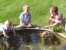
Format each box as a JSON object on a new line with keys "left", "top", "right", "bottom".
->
{"left": 45, "top": 22, "right": 58, "bottom": 29}
{"left": 2, "top": 29, "right": 9, "bottom": 38}
{"left": 49, "top": 16, "right": 55, "bottom": 25}
{"left": 12, "top": 26, "right": 16, "bottom": 36}
{"left": 19, "top": 12, "right": 23, "bottom": 25}
{"left": 50, "top": 22, "right": 58, "bottom": 26}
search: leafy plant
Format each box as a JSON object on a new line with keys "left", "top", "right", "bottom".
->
{"left": 53, "top": 24, "right": 64, "bottom": 32}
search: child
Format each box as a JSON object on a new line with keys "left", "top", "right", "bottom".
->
{"left": 49, "top": 5, "right": 64, "bottom": 26}
{"left": 2, "top": 20, "right": 16, "bottom": 50}
{"left": 16, "top": 4, "right": 32, "bottom": 28}
{"left": 3, "top": 20, "right": 16, "bottom": 37}
{"left": 48, "top": 6, "right": 64, "bottom": 32}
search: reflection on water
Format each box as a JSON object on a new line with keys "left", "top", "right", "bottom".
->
{"left": 0, "top": 32, "right": 66, "bottom": 50}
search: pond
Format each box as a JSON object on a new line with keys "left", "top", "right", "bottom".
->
{"left": 0, "top": 29, "right": 66, "bottom": 50}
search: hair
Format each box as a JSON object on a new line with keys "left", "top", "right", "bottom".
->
{"left": 23, "top": 4, "right": 30, "bottom": 11}
{"left": 4, "top": 20, "right": 12, "bottom": 26}
{"left": 50, "top": 5, "right": 58, "bottom": 14}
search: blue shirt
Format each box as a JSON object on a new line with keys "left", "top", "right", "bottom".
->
{"left": 19, "top": 12, "right": 31, "bottom": 25}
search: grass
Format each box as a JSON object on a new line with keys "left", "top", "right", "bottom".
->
{"left": 0, "top": 0, "right": 66, "bottom": 26}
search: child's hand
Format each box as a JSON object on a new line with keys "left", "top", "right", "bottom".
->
{"left": 27, "top": 23, "right": 32, "bottom": 27}
{"left": 3, "top": 33, "right": 9, "bottom": 38}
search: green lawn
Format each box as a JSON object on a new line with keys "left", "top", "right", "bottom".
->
{"left": 0, "top": 0, "right": 66, "bottom": 26}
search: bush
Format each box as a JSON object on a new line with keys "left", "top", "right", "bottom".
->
{"left": 53, "top": 24, "right": 64, "bottom": 32}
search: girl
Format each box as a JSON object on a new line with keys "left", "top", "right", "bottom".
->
{"left": 49, "top": 5, "right": 64, "bottom": 26}
{"left": 49, "top": 6, "right": 64, "bottom": 32}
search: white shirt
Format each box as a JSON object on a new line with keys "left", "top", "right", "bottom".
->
{"left": 0, "top": 23, "right": 4, "bottom": 32}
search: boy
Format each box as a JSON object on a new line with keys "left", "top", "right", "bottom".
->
{"left": 16, "top": 4, "right": 32, "bottom": 28}
{"left": 2, "top": 20, "right": 17, "bottom": 50}
{"left": 3, "top": 20, "right": 16, "bottom": 38}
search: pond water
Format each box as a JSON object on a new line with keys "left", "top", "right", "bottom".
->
{"left": 18, "top": 41, "right": 66, "bottom": 50}
{"left": 0, "top": 31, "right": 66, "bottom": 50}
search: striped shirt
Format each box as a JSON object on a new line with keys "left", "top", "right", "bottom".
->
{"left": 19, "top": 12, "right": 31, "bottom": 25}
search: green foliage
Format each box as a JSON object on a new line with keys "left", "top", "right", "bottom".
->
{"left": 0, "top": 0, "right": 66, "bottom": 26}
{"left": 53, "top": 24, "right": 64, "bottom": 32}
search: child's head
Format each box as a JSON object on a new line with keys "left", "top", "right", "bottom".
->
{"left": 4, "top": 20, "right": 12, "bottom": 27}
{"left": 23, "top": 4, "right": 30, "bottom": 12}
{"left": 50, "top": 5, "right": 58, "bottom": 16}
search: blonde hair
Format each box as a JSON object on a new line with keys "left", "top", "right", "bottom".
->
{"left": 4, "top": 20, "right": 12, "bottom": 26}
{"left": 23, "top": 4, "right": 30, "bottom": 11}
